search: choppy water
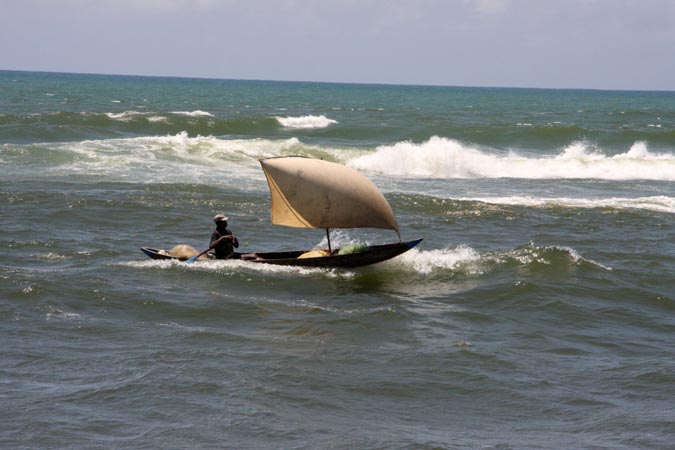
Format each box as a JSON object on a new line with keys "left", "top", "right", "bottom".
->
{"left": 1, "top": 70, "right": 674, "bottom": 449}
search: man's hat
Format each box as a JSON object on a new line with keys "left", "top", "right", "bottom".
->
{"left": 213, "top": 213, "right": 229, "bottom": 223}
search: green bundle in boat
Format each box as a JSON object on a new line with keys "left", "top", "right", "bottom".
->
{"left": 337, "top": 243, "right": 368, "bottom": 255}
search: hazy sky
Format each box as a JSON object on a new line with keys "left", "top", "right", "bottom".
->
{"left": 2, "top": 0, "right": 674, "bottom": 90}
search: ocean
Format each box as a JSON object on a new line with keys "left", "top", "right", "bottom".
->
{"left": 1, "top": 70, "right": 673, "bottom": 449}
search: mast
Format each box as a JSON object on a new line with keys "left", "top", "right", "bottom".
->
{"left": 326, "top": 228, "right": 332, "bottom": 253}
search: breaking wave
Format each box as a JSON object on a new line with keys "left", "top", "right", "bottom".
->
{"left": 462, "top": 196, "right": 675, "bottom": 214}
{"left": 106, "top": 110, "right": 214, "bottom": 121}
{"left": 3, "top": 132, "right": 674, "bottom": 199}
{"left": 495, "top": 243, "right": 613, "bottom": 272}
{"left": 0, "top": 132, "right": 310, "bottom": 187}
{"left": 275, "top": 115, "right": 338, "bottom": 129}
{"left": 105, "top": 111, "right": 145, "bottom": 121}
{"left": 378, "top": 243, "right": 613, "bottom": 280}
{"left": 349, "top": 137, "right": 675, "bottom": 181}
{"left": 169, "top": 110, "right": 214, "bottom": 117}
{"left": 386, "top": 245, "right": 483, "bottom": 275}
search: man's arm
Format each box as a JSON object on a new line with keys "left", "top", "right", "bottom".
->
{"left": 210, "top": 231, "right": 221, "bottom": 248}
{"left": 212, "top": 233, "right": 237, "bottom": 248}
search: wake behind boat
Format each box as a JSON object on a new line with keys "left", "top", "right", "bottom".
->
{"left": 141, "top": 156, "right": 422, "bottom": 268}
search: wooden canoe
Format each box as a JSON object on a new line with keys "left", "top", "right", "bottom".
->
{"left": 140, "top": 238, "right": 422, "bottom": 268}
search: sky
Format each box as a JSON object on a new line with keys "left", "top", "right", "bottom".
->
{"left": 1, "top": 0, "right": 674, "bottom": 90}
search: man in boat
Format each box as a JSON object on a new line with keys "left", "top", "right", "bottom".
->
{"left": 210, "top": 214, "right": 239, "bottom": 259}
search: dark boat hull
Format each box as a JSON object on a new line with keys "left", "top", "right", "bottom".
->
{"left": 140, "top": 247, "right": 192, "bottom": 260}
{"left": 140, "top": 238, "right": 423, "bottom": 268}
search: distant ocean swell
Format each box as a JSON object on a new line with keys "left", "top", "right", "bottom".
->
{"left": 3, "top": 109, "right": 674, "bottom": 149}
{"left": 0, "top": 113, "right": 339, "bottom": 143}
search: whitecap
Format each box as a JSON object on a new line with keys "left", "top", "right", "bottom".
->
{"left": 118, "top": 258, "right": 350, "bottom": 279}
{"left": 46, "top": 309, "right": 81, "bottom": 320}
{"left": 461, "top": 195, "right": 675, "bottom": 214}
{"left": 503, "top": 244, "right": 613, "bottom": 271}
{"left": 36, "top": 252, "right": 69, "bottom": 261}
{"left": 170, "top": 110, "right": 214, "bottom": 117}
{"left": 276, "top": 115, "right": 338, "bottom": 129}
{"left": 349, "top": 137, "right": 675, "bottom": 181}
{"left": 384, "top": 245, "right": 483, "bottom": 275}
{"left": 30, "top": 132, "right": 305, "bottom": 188}
{"left": 105, "top": 111, "right": 143, "bottom": 121}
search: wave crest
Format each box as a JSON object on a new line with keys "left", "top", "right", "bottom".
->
{"left": 169, "top": 110, "right": 214, "bottom": 117}
{"left": 390, "top": 245, "right": 483, "bottom": 275}
{"left": 462, "top": 196, "right": 675, "bottom": 214}
{"left": 349, "top": 137, "right": 675, "bottom": 181}
{"left": 275, "top": 115, "right": 338, "bottom": 129}
{"left": 0, "top": 132, "right": 305, "bottom": 187}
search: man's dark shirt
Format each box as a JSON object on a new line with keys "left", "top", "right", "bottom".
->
{"left": 210, "top": 229, "right": 239, "bottom": 259}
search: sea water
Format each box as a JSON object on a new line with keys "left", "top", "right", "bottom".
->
{"left": 1, "top": 71, "right": 674, "bottom": 449}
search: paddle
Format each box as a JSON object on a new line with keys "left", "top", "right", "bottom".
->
{"left": 186, "top": 246, "right": 213, "bottom": 263}
{"left": 186, "top": 235, "right": 236, "bottom": 263}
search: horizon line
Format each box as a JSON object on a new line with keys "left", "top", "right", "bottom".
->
{"left": 2, "top": 68, "right": 674, "bottom": 94}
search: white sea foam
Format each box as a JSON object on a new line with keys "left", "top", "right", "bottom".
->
{"left": 558, "top": 246, "right": 612, "bottom": 271}
{"left": 9, "top": 133, "right": 675, "bottom": 203}
{"left": 46, "top": 308, "right": 81, "bottom": 320}
{"left": 105, "top": 111, "right": 144, "bottom": 121}
{"left": 170, "top": 110, "right": 214, "bottom": 117}
{"left": 349, "top": 137, "right": 675, "bottom": 181}
{"left": 276, "top": 115, "right": 338, "bottom": 129}
{"left": 503, "top": 244, "right": 613, "bottom": 271}
{"left": 385, "top": 245, "right": 483, "bottom": 275}
{"left": 40, "top": 132, "right": 304, "bottom": 188}
{"left": 462, "top": 195, "right": 675, "bottom": 214}
{"left": 102, "top": 111, "right": 171, "bottom": 123}
{"left": 199, "top": 259, "right": 348, "bottom": 278}
{"left": 36, "top": 252, "right": 69, "bottom": 261}
{"left": 120, "top": 258, "right": 349, "bottom": 279}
